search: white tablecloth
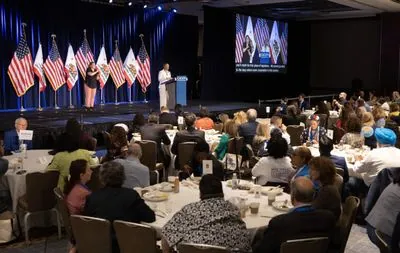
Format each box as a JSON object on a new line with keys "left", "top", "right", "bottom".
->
{"left": 4, "top": 150, "right": 53, "bottom": 212}
{"left": 144, "top": 182, "right": 291, "bottom": 233}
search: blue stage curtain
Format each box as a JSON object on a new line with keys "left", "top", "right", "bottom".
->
{"left": 0, "top": 0, "right": 198, "bottom": 110}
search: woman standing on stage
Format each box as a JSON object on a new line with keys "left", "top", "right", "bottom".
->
{"left": 85, "top": 62, "right": 99, "bottom": 111}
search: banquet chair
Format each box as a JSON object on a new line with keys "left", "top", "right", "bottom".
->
{"left": 226, "top": 137, "right": 245, "bottom": 177}
{"left": 17, "top": 171, "right": 61, "bottom": 243}
{"left": 159, "top": 124, "right": 174, "bottom": 130}
{"left": 113, "top": 220, "right": 159, "bottom": 253}
{"left": 53, "top": 187, "right": 74, "bottom": 246}
{"left": 375, "top": 229, "right": 390, "bottom": 253}
{"left": 334, "top": 174, "right": 344, "bottom": 197}
{"left": 286, "top": 125, "right": 305, "bottom": 146}
{"left": 213, "top": 123, "right": 224, "bottom": 133}
{"left": 335, "top": 167, "right": 344, "bottom": 178}
{"left": 337, "top": 196, "right": 360, "bottom": 253}
{"left": 178, "top": 142, "right": 197, "bottom": 170}
{"left": 138, "top": 140, "right": 165, "bottom": 183}
{"left": 280, "top": 237, "right": 329, "bottom": 253}
{"left": 70, "top": 215, "right": 111, "bottom": 253}
{"left": 178, "top": 243, "right": 229, "bottom": 253}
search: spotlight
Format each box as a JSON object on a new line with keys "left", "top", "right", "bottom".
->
{"left": 172, "top": 8, "right": 177, "bottom": 13}
{"left": 143, "top": 4, "right": 147, "bottom": 8}
{"left": 157, "top": 5, "right": 162, "bottom": 11}
{"left": 128, "top": 2, "right": 132, "bottom": 6}
{"left": 109, "top": 0, "right": 112, "bottom": 3}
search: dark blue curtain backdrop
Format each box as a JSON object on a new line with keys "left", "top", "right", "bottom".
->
{"left": 0, "top": 0, "right": 198, "bottom": 110}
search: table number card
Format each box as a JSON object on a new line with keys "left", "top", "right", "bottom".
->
{"left": 19, "top": 130, "right": 33, "bottom": 141}
{"left": 178, "top": 116, "right": 184, "bottom": 125}
{"left": 202, "top": 160, "right": 213, "bottom": 175}
{"left": 327, "top": 129, "right": 333, "bottom": 139}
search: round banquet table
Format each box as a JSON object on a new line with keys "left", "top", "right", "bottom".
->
{"left": 4, "top": 150, "right": 53, "bottom": 212}
{"left": 143, "top": 181, "right": 291, "bottom": 235}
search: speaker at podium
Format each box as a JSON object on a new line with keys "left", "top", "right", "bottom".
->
{"left": 165, "top": 75, "right": 187, "bottom": 109}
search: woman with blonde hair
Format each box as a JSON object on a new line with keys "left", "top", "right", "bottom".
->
{"left": 372, "top": 106, "right": 387, "bottom": 128}
{"left": 361, "top": 112, "right": 377, "bottom": 149}
{"left": 233, "top": 111, "right": 248, "bottom": 125}
{"left": 252, "top": 123, "right": 270, "bottom": 154}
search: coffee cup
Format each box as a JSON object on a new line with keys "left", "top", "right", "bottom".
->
{"left": 267, "top": 192, "right": 277, "bottom": 206}
{"left": 249, "top": 202, "right": 260, "bottom": 214}
{"left": 168, "top": 176, "right": 176, "bottom": 183}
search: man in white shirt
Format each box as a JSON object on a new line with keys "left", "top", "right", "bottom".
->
{"left": 349, "top": 128, "right": 400, "bottom": 195}
{"left": 270, "top": 115, "right": 291, "bottom": 145}
{"left": 158, "top": 63, "right": 172, "bottom": 109}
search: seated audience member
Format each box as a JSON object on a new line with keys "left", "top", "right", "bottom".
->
{"left": 214, "top": 120, "right": 237, "bottom": 161}
{"left": 139, "top": 112, "right": 171, "bottom": 166}
{"left": 270, "top": 115, "right": 291, "bottom": 145}
{"left": 131, "top": 113, "right": 146, "bottom": 134}
{"left": 332, "top": 92, "right": 347, "bottom": 111}
{"left": 238, "top": 109, "right": 259, "bottom": 145}
{"left": 171, "top": 113, "right": 206, "bottom": 170}
{"left": 174, "top": 104, "right": 184, "bottom": 118}
{"left": 252, "top": 123, "right": 270, "bottom": 154}
{"left": 253, "top": 177, "right": 336, "bottom": 253}
{"left": 298, "top": 93, "right": 309, "bottom": 111}
{"left": 84, "top": 161, "right": 155, "bottom": 253}
{"left": 64, "top": 159, "right": 92, "bottom": 215}
{"left": 0, "top": 144, "right": 8, "bottom": 177}
{"left": 101, "top": 126, "right": 129, "bottom": 163}
{"left": 357, "top": 98, "right": 371, "bottom": 113}
{"left": 319, "top": 135, "right": 349, "bottom": 183}
{"left": 4, "top": 117, "right": 32, "bottom": 154}
{"left": 301, "top": 115, "right": 327, "bottom": 144}
{"left": 252, "top": 135, "right": 294, "bottom": 186}
{"left": 194, "top": 107, "right": 214, "bottom": 130}
{"left": 314, "top": 100, "right": 330, "bottom": 118}
{"left": 390, "top": 102, "right": 400, "bottom": 117}
{"left": 340, "top": 115, "right": 364, "bottom": 148}
{"left": 361, "top": 112, "right": 377, "bottom": 149}
{"left": 350, "top": 128, "right": 400, "bottom": 197}
{"left": 47, "top": 133, "right": 95, "bottom": 190}
{"left": 233, "top": 110, "right": 248, "bottom": 125}
{"left": 282, "top": 105, "right": 300, "bottom": 126}
{"left": 309, "top": 157, "right": 342, "bottom": 220}
{"left": 114, "top": 143, "right": 150, "bottom": 188}
{"left": 183, "top": 142, "right": 224, "bottom": 181}
{"left": 161, "top": 175, "right": 251, "bottom": 253}
{"left": 159, "top": 106, "right": 178, "bottom": 126}
{"left": 392, "top": 91, "right": 400, "bottom": 103}
{"left": 373, "top": 106, "right": 387, "bottom": 128}
{"left": 366, "top": 172, "right": 400, "bottom": 248}
{"left": 290, "top": 146, "right": 312, "bottom": 180}
{"left": 335, "top": 104, "right": 354, "bottom": 130}
{"left": 258, "top": 128, "right": 294, "bottom": 157}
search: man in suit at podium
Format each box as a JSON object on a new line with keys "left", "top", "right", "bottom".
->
{"left": 158, "top": 63, "right": 172, "bottom": 109}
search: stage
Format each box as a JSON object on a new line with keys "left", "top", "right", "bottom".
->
{"left": 0, "top": 100, "right": 258, "bottom": 149}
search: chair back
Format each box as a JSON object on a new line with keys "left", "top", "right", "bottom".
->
{"left": 213, "top": 123, "right": 224, "bottom": 133}
{"left": 280, "top": 237, "right": 329, "bottom": 253}
{"left": 25, "top": 171, "right": 59, "bottom": 212}
{"left": 178, "top": 142, "right": 197, "bottom": 170}
{"left": 375, "top": 229, "right": 390, "bottom": 253}
{"left": 333, "top": 125, "right": 346, "bottom": 144}
{"left": 178, "top": 243, "right": 229, "bottom": 253}
{"left": 338, "top": 196, "right": 360, "bottom": 253}
{"left": 286, "top": 125, "right": 305, "bottom": 146}
{"left": 113, "top": 220, "right": 158, "bottom": 253}
{"left": 159, "top": 124, "right": 173, "bottom": 130}
{"left": 334, "top": 174, "right": 344, "bottom": 196}
{"left": 53, "top": 187, "right": 74, "bottom": 243}
{"left": 138, "top": 140, "right": 157, "bottom": 170}
{"left": 70, "top": 215, "right": 112, "bottom": 253}
{"left": 335, "top": 167, "right": 344, "bottom": 178}
{"left": 227, "top": 137, "right": 244, "bottom": 155}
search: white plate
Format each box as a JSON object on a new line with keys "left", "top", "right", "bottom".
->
{"left": 142, "top": 191, "right": 169, "bottom": 202}
{"left": 272, "top": 200, "right": 293, "bottom": 212}
{"left": 261, "top": 187, "right": 284, "bottom": 195}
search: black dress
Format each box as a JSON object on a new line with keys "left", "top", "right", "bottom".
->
{"left": 85, "top": 67, "right": 98, "bottom": 89}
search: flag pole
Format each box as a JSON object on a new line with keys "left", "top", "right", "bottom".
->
{"left": 100, "top": 88, "right": 104, "bottom": 105}
{"left": 20, "top": 23, "right": 28, "bottom": 112}
{"left": 114, "top": 40, "right": 119, "bottom": 106}
{"left": 37, "top": 83, "right": 42, "bottom": 111}
{"left": 69, "top": 88, "right": 74, "bottom": 109}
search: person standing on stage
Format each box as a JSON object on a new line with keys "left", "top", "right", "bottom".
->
{"left": 158, "top": 63, "right": 172, "bottom": 109}
{"left": 85, "top": 62, "right": 99, "bottom": 111}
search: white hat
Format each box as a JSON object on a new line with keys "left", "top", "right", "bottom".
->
{"left": 114, "top": 123, "right": 129, "bottom": 133}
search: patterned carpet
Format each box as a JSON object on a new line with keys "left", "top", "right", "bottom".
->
{"left": 0, "top": 224, "right": 379, "bottom": 253}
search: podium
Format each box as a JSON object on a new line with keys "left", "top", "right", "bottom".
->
{"left": 166, "top": 75, "right": 187, "bottom": 109}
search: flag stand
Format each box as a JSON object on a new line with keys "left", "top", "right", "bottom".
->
{"left": 142, "top": 91, "right": 148, "bottom": 104}
{"left": 37, "top": 85, "right": 43, "bottom": 111}
{"left": 114, "top": 87, "right": 119, "bottom": 105}
{"left": 54, "top": 90, "right": 60, "bottom": 109}
{"left": 128, "top": 86, "right": 133, "bottom": 104}
{"left": 68, "top": 89, "right": 74, "bottom": 109}
{"left": 100, "top": 88, "right": 105, "bottom": 105}
{"left": 20, "top": 96, "right": 26, "bottom": 112}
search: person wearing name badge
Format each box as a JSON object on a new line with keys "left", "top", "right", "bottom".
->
{"left": 4, "top": 117, "right": 32, "bottom": 155}
{"left": 158, "top": 63, "right": 172, "bottom": 109}
{"left": 84, "top": 62, "right": 99, "bottom": 111}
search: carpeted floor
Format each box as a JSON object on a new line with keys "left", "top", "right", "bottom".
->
{"left": 0, "top": 224, "right": 379, "bottom": 253}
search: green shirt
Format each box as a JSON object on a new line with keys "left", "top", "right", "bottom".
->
{"left": 214, "top": 134, "right": 230, "bottom": 160}
{"left": 46, "top": 149, "right": 96, "bottom": 190}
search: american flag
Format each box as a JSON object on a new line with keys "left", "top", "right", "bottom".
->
{"left": 75, "top": 34, "right": 94, "bottom": 80}
{"left": 7, "top": 31, "right": 34, "bottom": 97}
{"left": 280, "top": 33, "right": 288, "bottom": 65}
{"left": 109, "top": 45, "right": 125, "bottom": 88}
{"left": 235, "top": 14, "right": 245, "bottom": 63}
{"left": 43, "top": 37, "right": 65, "bottom": 91}
{"left": 254, "top": 18, "right": 270, "bottom": 54}
{"left": 136, "top": 39, "right": 151, "bottom": 93}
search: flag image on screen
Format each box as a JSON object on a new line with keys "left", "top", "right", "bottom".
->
{"left": 235, "top": 14, "right": 288, "bottom": 73}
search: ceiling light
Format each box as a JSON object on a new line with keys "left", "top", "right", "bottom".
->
{"left": 109, "top": 0, "right": 113, "bottom": 3}
{"left": 157, "top": 5, "right": 162, "bottom": 11}
{"left": 128, "top": 2, "right": 132, "bottom": 6}
{"left": 144, "top": 4, "right": 147, "bottom": 8}
{"left": 172, "top": 8, "right": 177, "bottom": 13}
